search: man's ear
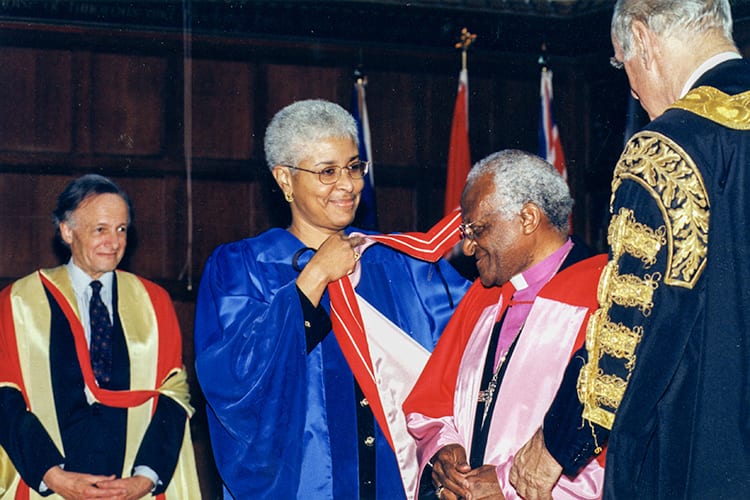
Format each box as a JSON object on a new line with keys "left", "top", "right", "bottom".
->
{"left": 519, "top": 202, "right": 542, "bottom": 235}
{"left": 631, "top": 20, "right": 656, "bottom": 70}
{"left": 59, "top": 221, "right": 74, "bottom": 246}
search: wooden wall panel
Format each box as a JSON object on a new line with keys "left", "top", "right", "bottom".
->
{"left": 191, "top": 59, "right": 253, "bottom": 160}
{"left": 114, "top": 176, "right": 172, "bottom": 279}
{"left": 376, "top": 185, "right": 416, "bottom": 234}
{"left": 366, "top": 71, "right": 419, "bottom": 167}
{"left": 493, "top": 78, "right": 538, "bottom": 152}
{"left": 0, "top": 173, "right": 71, "bottom": 278}
{"left": 0, "top": 48, "right": 73, "bottom": 153}
{"left": 265, "top": 64, "right": 349, "bottom": 119}
{"left": 411, "top": 72, "right": 455, "bottom": 168}
{"left": 468, "top": 76, "right": 504, "bottom": 161}
{"left": 190, "top": 179, "right": 270, "bottom": 274}
{"left": 91, "top": 53, "right": 166, "bottom": 156}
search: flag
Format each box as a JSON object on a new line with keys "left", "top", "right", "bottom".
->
{"left": 351, "top": 77, "right": 378, "bottom": 230}
{"left": 539, "top": 68, "right": 567, "bottom": 181}
{"left": 443, "top": 67, "right": 471, "bottom": 215}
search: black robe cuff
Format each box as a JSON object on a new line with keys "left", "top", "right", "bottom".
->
{"left": 132, "top": 394, "right": 189, "bottom": 495}
{"left": 542, "top": 347, "right": 609, "bottom": 476}
{"left": 296, "top": 285, "right": 333, "bottom": 354}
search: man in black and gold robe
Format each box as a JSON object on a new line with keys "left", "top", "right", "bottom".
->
{"left": 509, "top": 1, "right": 750, "bottom": 498}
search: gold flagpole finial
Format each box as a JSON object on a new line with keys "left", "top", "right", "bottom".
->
{"left": 454, "top": 28, "right": 476, "bottom": 71}
{"left": 538, "top": 42, "right": 549, "bottom": 71}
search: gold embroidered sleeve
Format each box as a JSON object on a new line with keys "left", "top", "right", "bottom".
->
{"left": 579, "top": 131, "right": 710, "bottom": 430}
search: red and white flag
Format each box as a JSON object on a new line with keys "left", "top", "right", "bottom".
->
{"left": 539, "top": 68, "right": 567, "bottom": 181}
{"left": 444, "top": 68, "right": 471, "bottom": 215}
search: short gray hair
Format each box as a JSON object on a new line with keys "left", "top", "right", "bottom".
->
{"left": 264, "top": 99, "right": 358, "bottom": 170}
{"left": 463, "top": 149, "right": 573, "bottom": 233}
{"left": 613, "top": 0, "right": 734, "bottom": 60}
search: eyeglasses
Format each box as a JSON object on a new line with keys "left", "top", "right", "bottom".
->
{"left": 459, "top": 219, "right": 490, "bottom": 241}
{"left": 609, "top": 56, "right": 624, "bottom": 70}
{"left": 283, "top": 160, "right": 370, "bottom": 185}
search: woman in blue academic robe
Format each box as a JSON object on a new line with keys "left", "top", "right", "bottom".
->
{"left": 194, "top": 99, "right": 470, "bottom": 499}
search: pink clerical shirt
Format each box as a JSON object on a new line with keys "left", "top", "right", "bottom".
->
{"left": 494, "top": 238, "right": 573, "bottom": 368}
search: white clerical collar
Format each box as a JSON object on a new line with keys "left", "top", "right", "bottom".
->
{"left": 680, "top": 51, "right": 742, "bottom": 98}
{"left": 509, "top": 273, "right": 528, "bottom": 291}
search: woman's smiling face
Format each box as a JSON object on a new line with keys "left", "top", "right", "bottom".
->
{"left": 286, "top": 136, "right": 363, "bottom": 236}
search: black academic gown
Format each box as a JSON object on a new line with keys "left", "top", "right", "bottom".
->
{"left": 545, "top": 58, "right": 750, "bottom": 498}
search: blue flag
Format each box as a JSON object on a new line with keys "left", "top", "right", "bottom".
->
{"left": 351, "top": 77, "right": 378, "bottom": 230}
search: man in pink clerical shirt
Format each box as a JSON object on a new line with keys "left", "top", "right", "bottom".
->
{"left": 403, "top": 150, "right": 606, "bottom": 500}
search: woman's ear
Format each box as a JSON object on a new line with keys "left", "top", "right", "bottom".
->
{"left": 272, "top": 165, "right": 292, "bottom": 193}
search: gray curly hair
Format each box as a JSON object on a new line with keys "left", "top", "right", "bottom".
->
{"left": 463, "top": 149, "right": 573, "bottom": 233}
{"left": 612, "top": 0, "right": 734, "bottom": 61}
{"left": 264, "top": 99, "right": 359, "bottom": 171}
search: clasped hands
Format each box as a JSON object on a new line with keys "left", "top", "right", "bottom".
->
{"left": 430, "top": 444, "right": 505, "bottom": 500}
{"left": 42, "top": 466, "right": 154, "bottom": 500}
{"left": 432, "top": 429, "right": 562, "bottom": 500}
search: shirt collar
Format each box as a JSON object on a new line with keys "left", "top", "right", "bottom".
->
{"left": 509, "top": 238, "right": 573, "bottom": 297}
{"left": 65, "top": 260, "right": 114, "bottom": 298}
{"left": 680, "top": 51, "right": 742, "bottom": 98}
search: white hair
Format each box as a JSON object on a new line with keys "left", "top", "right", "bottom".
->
{"left": 464, "top": 149, "right": 573, "bottom": 233}
{"left": 263, "top": 99, "right": 358, "bottom": 170}
{"left": 612, "top": 0, "right": 734, "bottom": 60}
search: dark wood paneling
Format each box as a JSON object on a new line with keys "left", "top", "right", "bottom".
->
{"left": 191, "top": 59, "right": 253, "bottom": 160}
{"left": 91, "top": 53, "right": 166, "bottom": 156}
{"left": 191, "top": 179, "right": 270, "bottom": 269}
{"left": 0, "top": 173, "right": 71, "bottom": 277}
{"left": 376, "top": 185, "right": 416, "bottom": 234}
{"left": 0, "top": 48, "right": 73, "bottom": 153}
{"left": 367, "top": 70, "right": 420, "bottom": 167}
{"left": 115, "top": 176, "right": 172, "bottom": 277}
{"left": 265, "top": 63, "right": 348, "bottom": 118}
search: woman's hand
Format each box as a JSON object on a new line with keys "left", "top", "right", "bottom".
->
{"left": 296, "top": 232, "right": 364, "bottom": 306}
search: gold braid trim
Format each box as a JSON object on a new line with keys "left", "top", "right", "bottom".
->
{"left": 579, "top": 305, "right": 634, "bottom": 429}
{"left": 586, "top": 309, "right": 642, "bottom": 370}
{"left": 578, "top": 367, "right": 627, "bottom": 430}
{"left": 598, "top": 260, "right": 661, "bottom": 316}
{"left": 669, "top": 86, "right": 750, "bottom": 130}
{"left": 610, "top": 131, "right": 709, "bottom": 288}
{"left": 609, "top": 207, "right": 666, "bottom": 267}
{"left": 579, "top": 131, "right": 710, "bottom": 431}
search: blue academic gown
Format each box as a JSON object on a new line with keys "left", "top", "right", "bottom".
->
{"left": 194, "top": 227, "right": 469, "bottom": 499}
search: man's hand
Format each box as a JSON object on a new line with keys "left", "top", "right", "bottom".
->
{"left": 509, "top": 427, "right": 562, "bottom": 500}
{"left": 431, "top": 444, "right": 472, "bottom": 499}
{"left": 95, "top": 475, "right": 155, "bottom": 500}
{"left": 42, "top": 466, "right": 124, "bottom": 499}
{"left": 464, "top": 464, "right": 505, "bottom": 499}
